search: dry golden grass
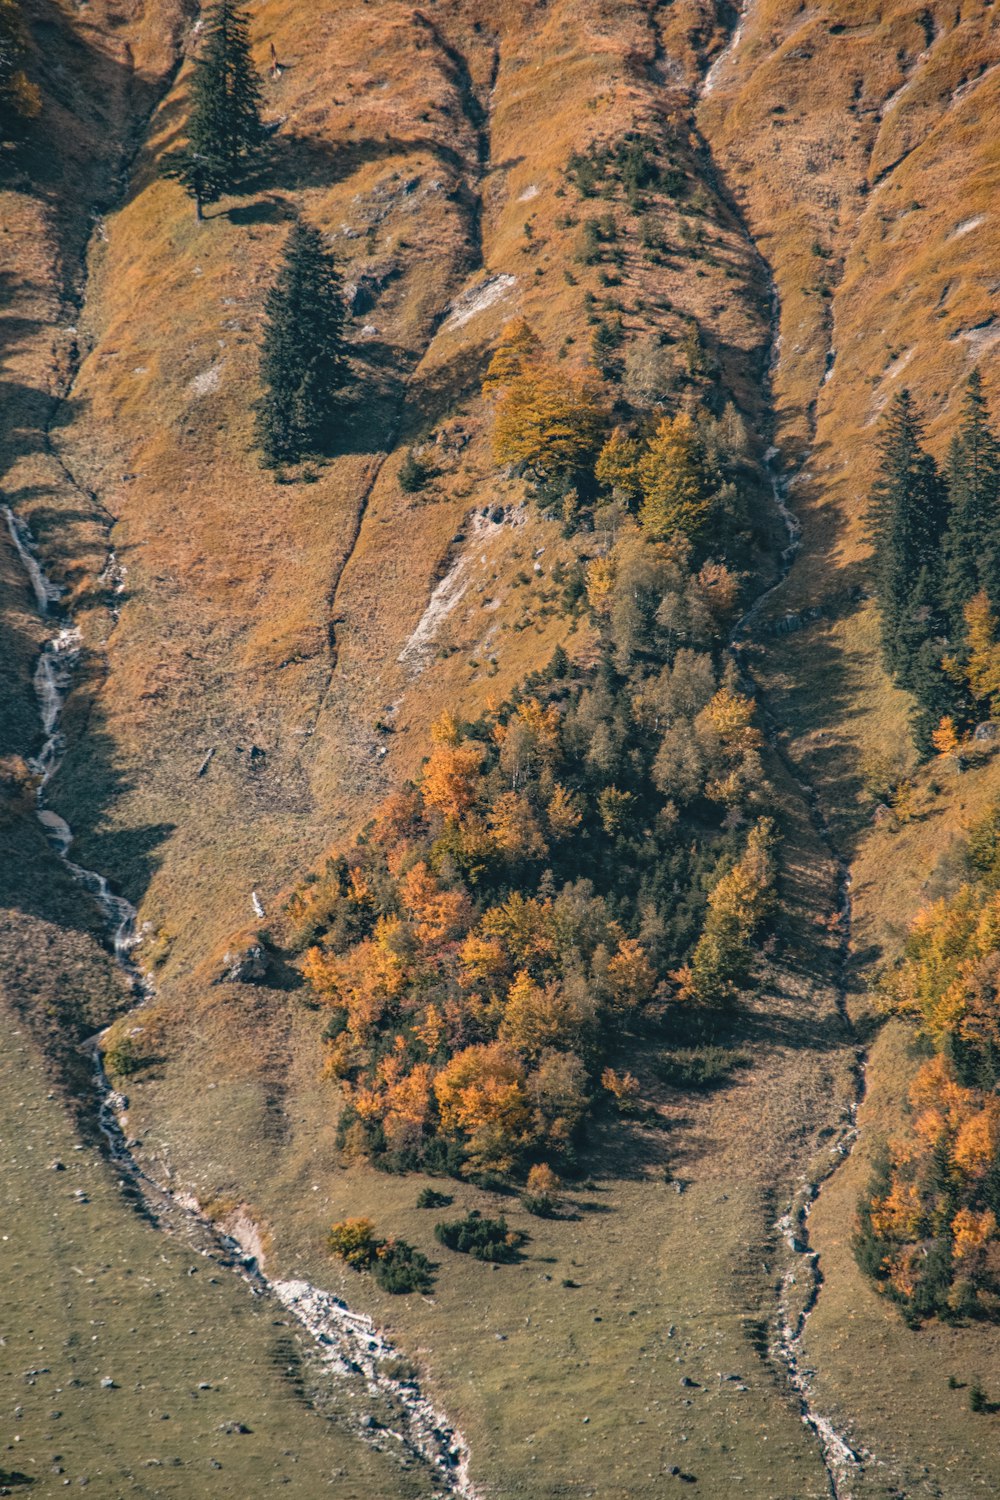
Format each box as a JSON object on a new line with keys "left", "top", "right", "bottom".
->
{"left": 695, "top": 3, "right": 1000, "bottom": 1491}
{"left": 13, "top": 0, "right": 1000, "bottom": 1492}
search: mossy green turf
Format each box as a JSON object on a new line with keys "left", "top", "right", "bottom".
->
{"left": 0, "top": 1000, "right": 433, "bottom": 1497}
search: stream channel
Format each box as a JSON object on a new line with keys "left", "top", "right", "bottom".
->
{"left": 3, "top": 501, "right": 478, "bottom": 1499}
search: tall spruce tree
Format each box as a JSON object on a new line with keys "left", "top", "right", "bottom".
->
{"left": 163, "top": 0, "right": 266, "bottom": 221}
{"left": 255, "top": 221, "right": 349, "bottom": 466}
{"left": 867, "top": 389, "right": 946, "bottom": 678}
{"left": 941, "top": 369, "right": 1000, "bottom": 632}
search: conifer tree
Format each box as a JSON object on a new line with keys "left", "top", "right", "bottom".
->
{"left": 163, "top": 0, "right": 266, "bottom": 221}
{"left": 942, "top": 370, "right": 1000, "bottom": 632}
{"left": 255, "top": 221, "right": 349, "bottom": 466}
{"left": 483, "top": 318, "right": 542, "bottom": 393}
{"left": 867, "top": 389, "right": 946, "bottom": 677}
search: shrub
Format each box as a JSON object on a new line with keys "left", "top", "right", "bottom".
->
{"left": 399, "top": 449, "right": 433, "bottom": 493}
{"left": 329, "top": 1218, "right": 434, "bottom": 1292}
{"left": 657, "top": 1047, "right": 748, "bottom": 1091}
{"left": 103, "top": 1034, "right": 156, "bottom": 1077}
{"left": 521, "top": 1162, "right": 562, "bottom": 1216}
{"left": 328, "top": 1217, "right": 379, "bottom": 1269}
{"left": 970, "top": 1380, "right": 987, "bottom": 1413}
{"left": 373, "top": 1238, "right": 435, "bottom": 1294}
{"left": 435, "top": 1210, "right": 526, "bottom": 1262}
{"left": 416, "top": 1187, "right": 453, "bottom": 1209}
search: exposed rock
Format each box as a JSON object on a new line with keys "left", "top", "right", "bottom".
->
{"left": 344, "top": 259, "right": 401, "bottom": 315}
{"left": 219, "top": 943, "right": 267, "bottom": 984}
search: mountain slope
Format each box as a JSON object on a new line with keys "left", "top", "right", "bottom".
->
{"left": 5, "top": 1, "right": 1000, "bottom": 1497}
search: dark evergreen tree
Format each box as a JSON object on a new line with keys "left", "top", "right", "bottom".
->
{"left": 867, "top": 389, "right": 946, "bottom": 677}
{"left": 942, "top": 369, "right": 1000, "bottom": 632}
{"left": 255, "top": 221, "right": 349, "bottom": 466}
{"left": 163, "top": 0, "right": 266, "bottom": 221}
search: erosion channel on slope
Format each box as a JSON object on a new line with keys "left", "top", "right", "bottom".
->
{"left": 697, "top": 11, "right": 873, "bottom": 1498}
{"left": 3, "top": 500, "right": 478, "bottom": 1497}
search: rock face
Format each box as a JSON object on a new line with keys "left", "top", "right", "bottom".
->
{"left": 219, "top": 943, "right": 267, "bottom": 984}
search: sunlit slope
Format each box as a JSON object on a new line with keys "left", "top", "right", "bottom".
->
{"left": 56, "top": 0, "right": 770, "bottom": 985}
{"left": 697, "top": 0, "right": 1000, "bottom": 815}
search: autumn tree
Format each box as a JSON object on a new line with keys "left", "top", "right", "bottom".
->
{"left": 434, "top": 1043, "right": 532, "bottom": 1176}
{"left": 674, "top": 818, "right": 776, "bottom": 1005}
{"left": 959, "top": 591, "right": 1000, "bottom": 715}
{"left": 638, "top": 412, "right": 711, "bottom": 541}
{"left": 483, "top": 318, "right": 543, "bottom": 392}
{"left": 492, "top": 364, "right": 608, "bottom": 480}
{"left": 595, "top": 427, "right": 643, "bottom": 505}
{"left": 521, "top": 1162, "right": 562, "bottom": 1215}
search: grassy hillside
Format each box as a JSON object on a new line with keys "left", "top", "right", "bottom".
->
{"left": 16, "top": 2, "right": 860, "bottom": 1496}
{"left": 695, "top": 0, "right": 1000, "bottom": 1490}
{"left": 7, "top": 0, "right": 1000, "bottom": 1496}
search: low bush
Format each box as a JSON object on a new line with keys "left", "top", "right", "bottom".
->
{"left": 398, "top": 449, "right": 433, "bottom": 493}
{"left": 416, "top": 1187, "right": 453, "bottom": 1209}
{"left": 329, "top": 1217, "right": 434, "bottom": 1293}
{"left": 435, "top": 1210, "right": 526, "bottom": 1263}
{"left": 657, "top": 1046, "right": 748, "bottom": 1091}
{"left": 373, "top": 1239, "right": 435, "bottom": 1294}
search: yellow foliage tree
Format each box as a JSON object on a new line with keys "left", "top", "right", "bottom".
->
{"left": 499, "top": 971, "right": 584, "bottom": 1057}
{"left": 601, "top": 1067, "right": 641, "bottom": 1108}
{"left": 963, "top": 590, "right": 1000, "bottom": 712}
{"left": 585, "top": 554, "right": 615, "bottom": 614}
{"left": 637, "top": 412, "right": 710, "bottom": 540}
{"left": 492, "top": 365, "right": 608, "bottom": 477}
{"left": 488, "top": 791, "right": 549, "bottom": 863}
{"left": 398, "top": 861, "right": 471, "bottom": 948}
{"left": 607, "top": 937, "right": 656, "bottom": 1011}
{"left": 931, "top": 716, "right": 960, "bottom": 756}
{"left": 595, "top": 427, "right": 643, "bottom": 503}
{"left": 482, "top": 317, "right": 542, "bottom": 393}
{"left": 433, "top": 1043, "right": 532, "bottom": 1174}
{"left": 421, "top": 738, "right": 485, "bottom": 821}
{"left": 546, "top": 782, "right": 583, "bottom": 839}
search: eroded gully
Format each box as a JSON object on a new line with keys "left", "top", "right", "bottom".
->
{"left": 2, "top": 30, "right": 479, "bottom": 1500}
{"left": 698, "top": 9, "right": 872, "bottom": 1499}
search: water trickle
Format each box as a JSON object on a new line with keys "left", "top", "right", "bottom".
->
{"left": 4, "top": 504, "right": 62, "bottom": 614}
{"left": 5, "top": 504, "right": 145, "bottom": 970}
{"left": 5, "top": 497, "right": 479, "bottom": 1496}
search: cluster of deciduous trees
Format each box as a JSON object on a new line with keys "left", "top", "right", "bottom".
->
{"left": 867, "top": 375, "right": 1000, "bottom": 749}
{"left": 856, "top": 804, "right": 1000, "bottom": 1320}
{"left": 291, "top": 384, "right": 777, "bottom": 1178}
{"left": 487, "top": 317, "right": 755, "bottom": 556}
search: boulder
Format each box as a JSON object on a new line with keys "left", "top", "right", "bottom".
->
{"left": 219, "top": 943, "right": 267, "bottom": 984}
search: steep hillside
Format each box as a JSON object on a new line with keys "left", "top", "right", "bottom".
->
{"left": 6, "top": 0, "right": 1000, "bottom": 1497}
{"left": 695, "top": 0, "right": 1000, "bottom": 1491}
